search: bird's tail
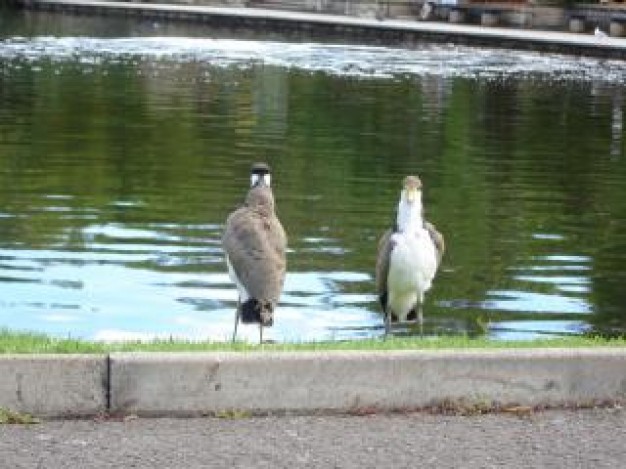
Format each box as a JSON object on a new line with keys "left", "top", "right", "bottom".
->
{"left": 240, "top": 299, "right": 274, "bottom": 327}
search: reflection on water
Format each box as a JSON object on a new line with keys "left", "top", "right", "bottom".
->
{"left": 0, "top": 10, "right": 625, "bottom": 342}
{"left": 3, "top": 35, "right": 626, "bottom": 82}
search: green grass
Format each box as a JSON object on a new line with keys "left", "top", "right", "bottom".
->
{"left": 0, "top": 407, "right": 40, "bottom": 424}
{"left": 1, "top": 328, "right": 625, "bottom": 354}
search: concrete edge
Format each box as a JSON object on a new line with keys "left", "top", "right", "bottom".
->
{"left": 0, "top": 354, "right": 108, "bottom": 418}
{"left": 13, "top": 0, "right": 626, "bottom": 59}
{"left": 2, "top": 348, "right": 625, "bottom": 418}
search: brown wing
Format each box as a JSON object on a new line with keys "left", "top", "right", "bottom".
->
{"left": 375, "top": 228, "right": 393, "bottom": 298}
{"left": 223, "top": 206, "right": 287, "bottom": 302}
{"left": 424, "top": 221, "right": 445, "bottom": 268}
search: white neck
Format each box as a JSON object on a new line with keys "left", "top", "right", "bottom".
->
{"left": 396, "top": 193, "right": 423, "bottom": 232}
{"left": 251, "top": 173, "right": 271, "bottom": 187}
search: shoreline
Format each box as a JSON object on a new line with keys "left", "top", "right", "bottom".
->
{"left": 2, "top": 3, "right": 625, "bottom": 419}
{"left": 9, "top": 0, "right": 626, "bottom": 59}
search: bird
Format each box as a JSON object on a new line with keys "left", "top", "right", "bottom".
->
{"left": 222, "top": 162, "right": 287, "bottom": 343}
{"left": 594, "top": 26, "right": 608, "bottom": 40}
{"left": 419, "top": 1, "right": 435, "bottom": 21}
{"left": 375, "top": 175, "right": 444, "bottom": 337}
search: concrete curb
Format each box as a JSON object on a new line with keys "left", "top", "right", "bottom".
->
{"left": 2, "top": 348, "right": 625, "bottom": 417}
{"left": 0, "top": 355, "right": 108, "bottom": 418}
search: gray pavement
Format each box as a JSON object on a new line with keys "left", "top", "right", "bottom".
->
{"left": 1, "top": 407, "right": 625, "bottom": 468}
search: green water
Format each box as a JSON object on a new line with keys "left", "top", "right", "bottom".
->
{"left": 0, "top": 10, "right": 625, "bottom": 342}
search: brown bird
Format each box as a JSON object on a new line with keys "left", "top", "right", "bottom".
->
{"left": 376, "top": 175, "right": 444, "bottom": 336}
{"left": 222, "top": 162, "right": 287, "bottom": 343}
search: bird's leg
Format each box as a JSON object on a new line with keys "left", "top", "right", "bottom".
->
{"left": 259, "top": 324, "right": 263, "bottom": 345}
{"left": 417, "top": 304, "right": 424, "bottom": 337}
{"left": 232, "top": 298, "right": 240, "bottom": 343}
{"left": 384, "top": 309, "right": 391, "bottom": 340}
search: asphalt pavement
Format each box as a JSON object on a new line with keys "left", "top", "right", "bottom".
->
{"left": 1, "top": 407, "right": 624, "bottom": 468}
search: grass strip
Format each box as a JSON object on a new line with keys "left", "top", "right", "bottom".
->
{"left": 0, "top": 407, "right": 40, "bottom": 424}
{"left": 2, "top": 328, "right": 625, "bottom": 354}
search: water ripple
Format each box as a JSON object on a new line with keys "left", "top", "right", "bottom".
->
{"left": 2, "top": 36, "right": 626, "bottom": 83}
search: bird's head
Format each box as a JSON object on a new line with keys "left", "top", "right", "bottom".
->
{"left": 250, "top": 162, "right": 271, "bottom": 188}
{"left": 401, "top": 175, "right": 422, "bottom": 205}
{"left": 396, "top": 175, "right": 424, "bottom": 232}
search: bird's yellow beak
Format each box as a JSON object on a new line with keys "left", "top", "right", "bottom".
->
{"left": 406, "top": 187, "right": 418, "bottom": 202}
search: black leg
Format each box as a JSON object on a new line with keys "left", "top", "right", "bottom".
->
{"left": 232, "top": 298, "right": 240, "bottom": 343}
{"left": 417, "top": 305, "right": 424, "bottom": 337}
{"left": 381, "top": 293, "right": 391, "bottom": 339}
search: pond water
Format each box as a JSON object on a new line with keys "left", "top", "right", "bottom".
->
{"left": 0, "top": 10, "right": 625, "bottom": 342}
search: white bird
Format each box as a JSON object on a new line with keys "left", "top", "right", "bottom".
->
{"left": 222, "top": 162, "right": 287, "bottom": 343}
{"left": 419, "top": 1, "right": 435, "bottom": 21}
{"left": 594, "top": 26, "right": 608, "bottom": 39}
{"left": 376, "top": 175, "right": 444, "bottom": 337}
